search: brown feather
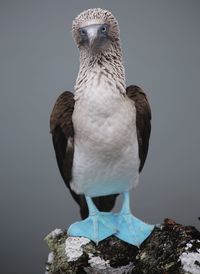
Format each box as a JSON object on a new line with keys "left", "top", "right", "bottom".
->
{"left": 126, "top": 85, "right": 151, "bottom": 172}
{"left": 50, "top": 91, "right": 117, "bottom": 219}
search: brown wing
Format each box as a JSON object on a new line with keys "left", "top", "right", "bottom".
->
{"left": 50, "top": 91, "right": 117, "bottom": 219}
{"left": 126, "top": 85, "right": 151, "bottom": 172}
{"left": 50, "top": 92, "right": 83, "bottom": 211}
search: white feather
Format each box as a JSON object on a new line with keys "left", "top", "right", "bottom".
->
{"left": 71, "top": 70, "right": 139, "bottom": 197}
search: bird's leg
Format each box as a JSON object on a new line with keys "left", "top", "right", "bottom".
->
{"left": 120, "top": 191, "right": 131, "bottom": 214}
{"left": 68, "top": 196, "right": 116, "bottom": 244}
{"left": 114, "top": 191, "right": 154, "bottom": 246}
{"left": 85, "top": 196, "right": 98, "bottom": 215}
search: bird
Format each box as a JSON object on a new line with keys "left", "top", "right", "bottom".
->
{"left": 50, "top": 8, "right": 154, "bottom": 246}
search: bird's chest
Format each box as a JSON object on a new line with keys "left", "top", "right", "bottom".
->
{"left": 71, "top": 80, "right": 139, "bottom": 196}
{"left": 73, "top": 81, "right": 136, "bottom": 151}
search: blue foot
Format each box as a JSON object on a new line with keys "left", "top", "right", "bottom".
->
{"left": 114, "top": 212, "right": 154, "bottom": 246}
{"left": 68, "top": 212, "right": 116, "bottom": 244}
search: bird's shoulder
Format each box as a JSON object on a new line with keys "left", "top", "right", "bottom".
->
{"left": 126, "top": 85, "right": 151, "bottom": 120}
{"left": 50, "top": 91, "right": 74, "bottom": 137}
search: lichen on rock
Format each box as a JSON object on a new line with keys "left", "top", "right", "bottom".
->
{"left": 179, "top": 240, "right": 200, "bottom": 274}
{"left": 44, "top": 219, "right": 200, "bottom": 274}
{"left": 65, "top": 237, "right": 91, "bottom": 262}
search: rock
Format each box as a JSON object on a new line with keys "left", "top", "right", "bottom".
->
{"left": 44, "top": 219, "right": 200, "bottom": 274}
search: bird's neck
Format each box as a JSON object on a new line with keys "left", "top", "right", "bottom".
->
{"left": 74, "top": 43, "right": 126, "bottom": 100}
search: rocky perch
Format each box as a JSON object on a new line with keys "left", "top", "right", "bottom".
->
{"left": 45, "top": 219, "right": 200, "bottom": 274}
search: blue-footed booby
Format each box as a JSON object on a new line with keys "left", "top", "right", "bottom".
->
{"left": 50, "top": 8, "right": 154, "bottom": 246}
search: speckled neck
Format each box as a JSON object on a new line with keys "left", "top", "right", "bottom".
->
{"left": 74, "top": 41, "right": 126, "bottom": 99}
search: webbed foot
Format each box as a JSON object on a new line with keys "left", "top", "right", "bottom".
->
{"left": 115, "top": 212, "right": 154, "bottom": 246}
{"left": 68, "top": 211, "right": 116, "bottom": 244}
{"left": 114, "top": 191, "right": 154, "bottom": 246}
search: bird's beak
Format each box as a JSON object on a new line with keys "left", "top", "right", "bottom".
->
{"left": 87, "top": 25, "right": 100, "bottom": 49}
{"left": 79, "top": 24, "right": 108, "bottom": 50}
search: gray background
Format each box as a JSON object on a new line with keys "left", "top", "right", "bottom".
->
{"left": 0, "top": 1, "right": 199, "bottom": 273}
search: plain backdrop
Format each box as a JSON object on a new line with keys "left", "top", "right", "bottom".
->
{"left": 0, "top": 1, "right": 199, "bottom": 273}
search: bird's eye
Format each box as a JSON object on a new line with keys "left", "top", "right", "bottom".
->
{"left": 80, "top": 29, "right": 86, "bottom": 36}
{"left": 101, "top": 26, "right": 107, "bottom": 33}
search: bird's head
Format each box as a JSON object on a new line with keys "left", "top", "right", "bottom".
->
{"left": 72, "top": 8, "right": 120, "bottom": 53}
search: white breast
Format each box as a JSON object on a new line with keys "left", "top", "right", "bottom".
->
{"left": 71, "top": 72, "right": 140, "bottom": 197}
